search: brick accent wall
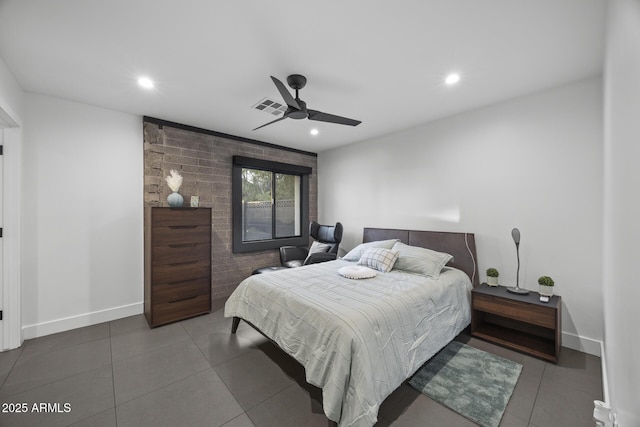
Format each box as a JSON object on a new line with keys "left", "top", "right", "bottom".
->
{"left": 143, "top": 120, "right": 318, "bottom": 298}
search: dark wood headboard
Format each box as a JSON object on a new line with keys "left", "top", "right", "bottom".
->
{"left": 363, "top": 227, "right": 480, "bottom": 287}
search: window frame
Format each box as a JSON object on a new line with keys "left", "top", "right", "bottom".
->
{"left": 232, "top": 156, "right": 311, "bottom": 253}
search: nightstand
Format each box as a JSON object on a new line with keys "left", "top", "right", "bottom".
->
{"left": 471, "top": 283, "right": 561, "bottom": 362}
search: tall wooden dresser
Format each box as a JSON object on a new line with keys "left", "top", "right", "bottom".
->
{"left": 144, "top": 207, "right": 212, "bottom": 327}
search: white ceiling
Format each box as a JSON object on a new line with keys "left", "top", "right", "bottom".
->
{"left": 0, "top": 0, "right": 606, "bottom": 153}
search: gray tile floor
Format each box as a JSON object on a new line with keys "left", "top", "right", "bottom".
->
{"left": 0, "top": 298, "right": 602, "bottom": 427}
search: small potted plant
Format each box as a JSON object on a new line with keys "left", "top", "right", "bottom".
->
{"left": 486, "top": 268, "right": 499, "bottom": 286}
{"left": 538, "top": 275, "right": 554, "bottom": 296}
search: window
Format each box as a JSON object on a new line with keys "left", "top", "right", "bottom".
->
{"left": 232, "top": 156, "right": 311, "bottom": 253}
{"left": 240, "top": 169, "right": 300, "bottom": 241}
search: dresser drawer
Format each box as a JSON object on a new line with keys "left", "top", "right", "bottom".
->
{"left": 152, "top": 225, "right": 210, "bottom": 246}
{"left": 152, "top": 294, "right": 211, "bottom": 326}
{"left": 152, "top": 259, "right": 210, "bottom": 284}
{"left": 152, "top": 277, "right": 210, "bottom": 303}
{"left": 473, "top": 293, "right": 555, "bottom": 329}
{"left": 151, "top": 208, "right": 210, "bottom": 227}
{"left": 152, "top": 242, "right": 210, "bottom": 265}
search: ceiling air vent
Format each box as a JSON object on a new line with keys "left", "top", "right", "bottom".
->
{"left": 252, "top": 97, "right": 287, "bottom": 116}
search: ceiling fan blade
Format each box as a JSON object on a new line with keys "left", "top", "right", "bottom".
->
{"left": 308, "top": 109, "right": 361, "bottom": 126}
{"left": 253, "top": 115, "right": 288, "bottom": 131}
{"left": 271, "top": 76, "right": 301, "bottom": 110}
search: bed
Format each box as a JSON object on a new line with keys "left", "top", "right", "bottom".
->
{"left": 224, "top": 227, "right": 479, "bottom": 427}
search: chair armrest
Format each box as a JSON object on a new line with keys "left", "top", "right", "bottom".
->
{"left": 303, "top": 252, "right": 338, "bottom": 265}
{"left": 280, "top": 246, "right": 308, "bottom": 265}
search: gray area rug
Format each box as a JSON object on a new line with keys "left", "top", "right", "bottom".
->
{"left": 409, "top": 341, "right": 522, "bottom": 427}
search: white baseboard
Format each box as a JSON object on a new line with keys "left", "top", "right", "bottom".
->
{"left": 19, "top": 305, "right": 603, "bottom": 358}
{"left": 562, "top": 331, "right": 602, "bottom": 357}
{"left": 22, "top": 302, "right": 144, "bottom": 340}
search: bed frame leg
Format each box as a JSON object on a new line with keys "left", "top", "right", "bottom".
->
{"left": 231, "top": 317, "right": 240, "bottom": 333}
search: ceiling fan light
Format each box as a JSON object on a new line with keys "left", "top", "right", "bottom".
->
{"left": 310, "top": 128, "right": 319, "bottom": 136}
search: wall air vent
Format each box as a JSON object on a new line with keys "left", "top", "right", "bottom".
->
{"left": 252, "top": 98, "right": 287, "bottom": 116}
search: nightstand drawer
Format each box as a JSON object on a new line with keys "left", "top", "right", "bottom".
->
{"left": 474, "top": 293, "right": 555, "bottom": 329}
{"left": 471, "top": 284, "right": 561, "bottom": 362}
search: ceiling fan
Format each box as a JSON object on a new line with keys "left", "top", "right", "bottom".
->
{"left": 253, "top": 74, "right": 361, "bottom": 131}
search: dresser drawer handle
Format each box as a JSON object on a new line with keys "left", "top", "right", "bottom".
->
{"left": 168, "top": 225, "right": 198, "bottom": 229}
{"left": 168, "top": 243, "right": 198, "bottom": 248}
{"left": 169, "top": 260, "right": 198, "bottom": 266}
{"left": 169, "top": 295, "right": 198, "bottom": 304}
{"left": 168, "top": 278, "right": 200, "bottom": 285}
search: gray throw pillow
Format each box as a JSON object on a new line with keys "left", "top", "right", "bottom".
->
{"left": 391, "top": 242, "right": 453, "bottom": 278}
{"left": 342, "top": 239, "right": 400, "bottom": 261}
{"left": 304, "top": 241, "right": 331, "bottom": 263}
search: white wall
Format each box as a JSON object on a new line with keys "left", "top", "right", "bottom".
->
{"left": 319, "top": 77, "right": 603, "bottom": 354}
{"left": 0, "top": 55, "right": 23, "bottom": 125}
{"left": 22, "top": 94, "right": 143, "bottom": 338}
{"left": 603, "top": 1, "right": 640, "bottom": 425}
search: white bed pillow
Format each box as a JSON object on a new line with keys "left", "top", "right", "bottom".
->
{"left": 392, "top": 242, "right": 453, "bottom": 278}
{"left": 338, "top": 265, "right": 378, "bottom": 279}
{"left": 342, "top": 239, "right": 400, "bottom": 261}
{"left": 357, "top": 248, "right": 399, "bottom": 273}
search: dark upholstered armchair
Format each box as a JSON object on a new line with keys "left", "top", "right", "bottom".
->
{"left": 279, "top": 221, "right": 344, "bottom": 268}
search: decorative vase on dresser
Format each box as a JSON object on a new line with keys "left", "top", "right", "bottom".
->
{"left": 167, "top": 191, "right": 184, "bottom": 207}
{"left": 144, "top": 207, "right": 212, "bottom": 327}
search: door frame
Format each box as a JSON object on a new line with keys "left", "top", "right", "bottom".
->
{"left": 1, "top": 124, "right": 22, "bottom": 351}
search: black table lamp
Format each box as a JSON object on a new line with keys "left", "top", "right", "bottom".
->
{"left": 507, "top": 228, "right": 529, "bottom": 294}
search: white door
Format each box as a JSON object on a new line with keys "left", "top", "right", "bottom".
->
{"left": 0, "top": 106, "right": 20, "bottom": 351}
{"left": 0, "top": 129, "right": 4, "bottom": 350}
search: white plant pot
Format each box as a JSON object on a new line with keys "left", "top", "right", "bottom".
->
{"left": 539, "top": 284, "right": 554, "bottom": 297}
{"left": 487, "top": 276, "right": 499, "bottom": 286}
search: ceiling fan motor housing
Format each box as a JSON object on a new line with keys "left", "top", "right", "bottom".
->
{"left": 288, "top": 100, "right": 307, "bottom": 119}
{"left": 286, "top": 74, "right": 307, "bottom": 90}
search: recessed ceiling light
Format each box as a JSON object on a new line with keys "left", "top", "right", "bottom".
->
{"left": 445, "top": 73, "right": 460, "bottom": 86}
{"left": 138, "top": 77, "right": 155, "bottom": 89}
{"left": 310, "top": 128, "right": 319, "bottom": 136}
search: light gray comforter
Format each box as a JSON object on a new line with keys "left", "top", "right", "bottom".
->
{"left": 224, "top": 260, "right": 472, "bottom": 427}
